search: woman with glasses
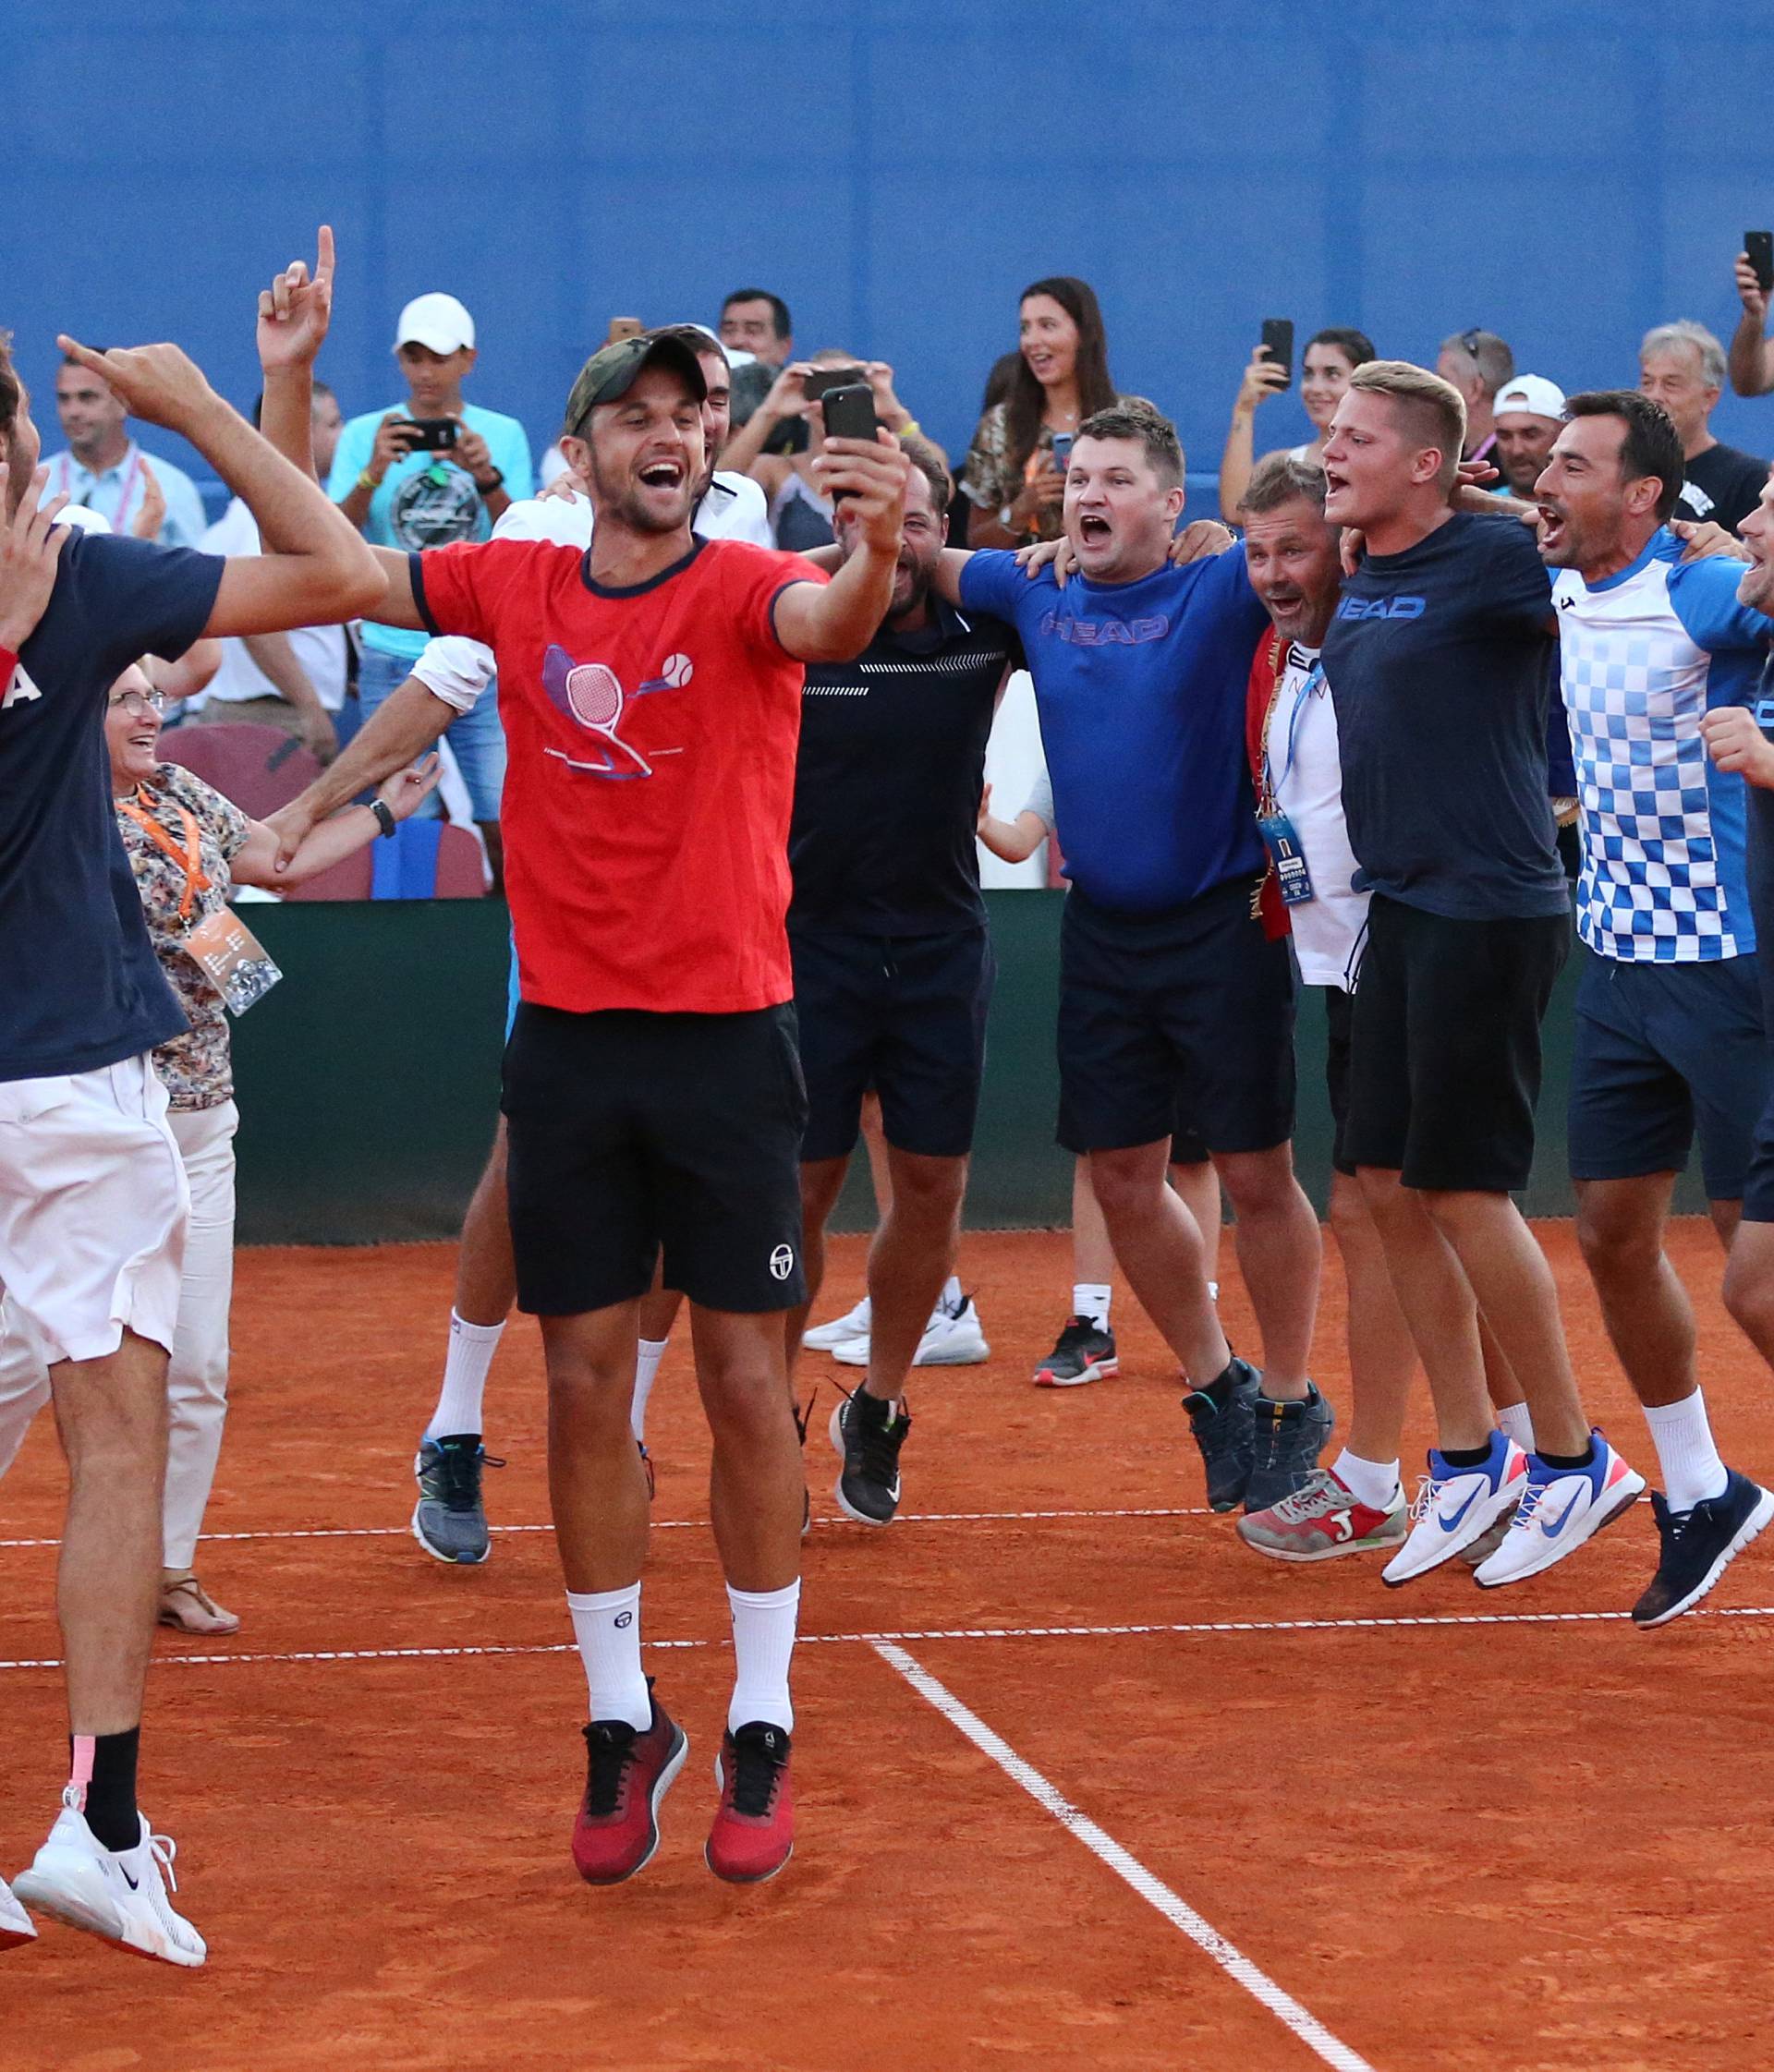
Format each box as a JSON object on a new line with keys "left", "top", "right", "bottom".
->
{"left": 1218, "top": 327, "right": 1376, "bottom": 522}
{"left": 0, "top": 665, "right": 436, "bottom": 1634}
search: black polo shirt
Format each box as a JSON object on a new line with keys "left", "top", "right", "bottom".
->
{"left": 789, "top": 594, "right": 1021, "bottom": 936}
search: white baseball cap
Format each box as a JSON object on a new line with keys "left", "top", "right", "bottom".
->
{"left": 395, "top": 293, "right": 476, "bottom": 356}
{"left": 1493, "top": 373, "right": 1565, "bottom": 423}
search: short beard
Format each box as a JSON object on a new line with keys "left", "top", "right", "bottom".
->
{"left": 588, "top": 444, "right": 692, "bottom": 536}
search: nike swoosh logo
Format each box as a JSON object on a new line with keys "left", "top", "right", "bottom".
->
{"left": 120, "top": 1868, "right": 140, "bottom": 1892}
{"left": 1437, "top": 1485, "right": 1484, "bottom": 1533}
{"left": 1539, "top": 1488, "right": 1586, "bottom": 1538}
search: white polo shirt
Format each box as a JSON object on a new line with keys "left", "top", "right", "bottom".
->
{"left": 1267, "top": 641, "right": 1367, "bottom": 992}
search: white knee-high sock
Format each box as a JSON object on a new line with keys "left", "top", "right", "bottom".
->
{"left": 631, "top": 1338, "right": 668, "bottom": 1447}
{"left": 726, "top": 1581, "right": 799, "bottom": 1734}
{"left": 1643, "top": 1389, "right": 1730, "bottom": 1511}
{"left": 427, "top": 1311, "right": 504, "bottom": 1441}
{"left": 566, "top": 1583, "right": 650, "bottom": 1730}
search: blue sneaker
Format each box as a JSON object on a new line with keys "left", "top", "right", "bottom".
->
{"left": 1181, "top": 1357, "right": 1261, "bottom": 1512}
{"left": 1381, "top": 1431, "right": 1527, "bottom": 1587}
{"left": 1632, "top": 1468, "right": 1774, "bottom": 1629}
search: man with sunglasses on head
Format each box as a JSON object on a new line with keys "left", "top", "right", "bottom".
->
{"left": 1436, "top": 328, "right": 1516, "bottom": 470}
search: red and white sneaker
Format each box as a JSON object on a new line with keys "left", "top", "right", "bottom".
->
{"left": 0, "top": 1873, "right": 35, "bottom": 1950}
{"left": 1237, "top": 1466, "right": 1407, "bottom": 1561}
{"left": 705, "top": 1723, "right": 794, "bottom": 1884}
{"left": 1473, "top": 1433, "right": 1646, "bottom": 1588}
{"left": 571, "top": 1685, "right": 687, "bottom": 1885}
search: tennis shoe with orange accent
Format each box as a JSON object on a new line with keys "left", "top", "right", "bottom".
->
{"left": 705, "top": 1723, "right": 794, "bottom": 1884}
{"left": 1237, "top": 1466, "right": 1406, "bottom": 1561}
{"left": 1381, "top": 1433, "right": 1528, "bottom": 1586}
{"left": 1473, "top": 1434, "right": 1646, "bottom": 1589}
{"left": 571, "top": 1684, "right": 687, "bottom": 1885}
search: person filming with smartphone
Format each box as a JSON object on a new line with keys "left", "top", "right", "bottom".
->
{"left": 1217, "top": 323, "right": 1376, "bottom": 521}
{"left": 326, "top": 293, "right": 533, "bottom": 874}
{"left": 1728, "top": 232, "right": 1774, "bottom": 397}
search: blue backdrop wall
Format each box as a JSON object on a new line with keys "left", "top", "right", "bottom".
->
{"left": 13, "top": 0, "right": 1774, "bottom": 503}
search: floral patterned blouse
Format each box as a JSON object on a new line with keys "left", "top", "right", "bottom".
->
{"left": 959, "top": 394, "right": 1136, "bottom": 543}
{"left": 115, "top": 763, "right": 249, "bottom": 1111}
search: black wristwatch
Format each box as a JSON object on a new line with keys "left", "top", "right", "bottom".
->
{"left": 370, "top": 799, "right": 397, "bottom": 839}
{"left": 474, "top": 467, "right": 504, "bottom": 498}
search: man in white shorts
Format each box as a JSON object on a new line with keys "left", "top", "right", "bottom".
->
{"left": 0, "top": 254, "right": 380, "bottom": 1965}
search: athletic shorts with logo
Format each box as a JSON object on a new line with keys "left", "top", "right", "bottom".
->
{"left": 503, "top": 1002, "right": 808, "bottom": 1315}
{"left": 1344, "top": 892, "right": 1569, "bottom": 1193}
{"left": 1056, "top": 878, "right": 1296, "bottom": 1155}
{"left": 1569, "top": 951, "right": 1769, "bottom": 1201}
{"left": 0, "top": 1054, "right": 188, "bottom": 1363}
{"left": 791, "top": 926, "right": 993, "bottom": 1163}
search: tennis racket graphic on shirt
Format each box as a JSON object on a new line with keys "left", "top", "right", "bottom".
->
{"left": 540, "top": 646, "right": 693, "bottom": 779}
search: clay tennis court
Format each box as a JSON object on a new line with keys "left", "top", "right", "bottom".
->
{"left": 4, "top": 1218, "right": 1770, "bottom": 2072}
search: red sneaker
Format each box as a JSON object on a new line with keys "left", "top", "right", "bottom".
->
{"left": 571, "top": 1686, "right": 687, "bottom": 1885}
{"left": 705, "top": 1723, "right": 794, "bottom": 1884}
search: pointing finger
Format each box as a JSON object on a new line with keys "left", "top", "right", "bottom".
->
{"left": 316, "top": 224, "right": 335, "bottom": 285}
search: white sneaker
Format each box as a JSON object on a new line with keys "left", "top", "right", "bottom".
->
{"left": 1381, "top": 1434, "right": 1527, "bottom": 1587}
{"left": 803, "top": 1295, "right": 871, "bottom": 1351}
{"left": 832, "top": 1294, "right": 990, "bottom": 1369}
{"left": 14, "top": 1799, "right": 205, "bottom": 1968}
{"left": 0, "top": 1873, "right": 35, "bottom": 1950}
{"left": 1473, "top": 1433, "right": 1646, "bottom": 1589}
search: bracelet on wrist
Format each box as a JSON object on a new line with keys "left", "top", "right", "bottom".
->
{"left": 475, "top": 471, "right": 504, "bottom": 497}
{"left": 369, "top": 799, "right": 397, "bottom": 839}
{"left": 0, "top": 644, "right": 18, "bottom": 685}
{"left": 357, "top": 469, "right": 381, "bottom": 494}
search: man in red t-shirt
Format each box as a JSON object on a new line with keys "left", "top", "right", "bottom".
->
{"left": 338, "top": 329, "right": 910, "bottom": 1885}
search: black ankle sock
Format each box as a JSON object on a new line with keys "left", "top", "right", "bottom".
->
{"left": 1440, "top": 1442, "right": 1494, "bottom": 1469}
{"left": 1538, "top": 1442, "right": 1595, "bottom": 1472}
{"left": 75, "top": 1727, "right": 140, "bottom": 1853}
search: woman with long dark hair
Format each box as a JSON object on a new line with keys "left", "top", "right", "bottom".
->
{"left": 960, "top": 276, "right": 1120, "bottom": 547}
{"left": 1217, "top": 324, "right": 1375, "bottom": 520}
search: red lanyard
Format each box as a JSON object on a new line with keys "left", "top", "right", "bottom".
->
{"left": 118, "top": 786, "right": 211, "bottom": 923}
{"left": 57, "top": 447, "right": 141, "bottom": 526}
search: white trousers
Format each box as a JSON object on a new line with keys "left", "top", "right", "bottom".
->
{"left": 0, "top": 1098, "right": 237, "bottom": 1569}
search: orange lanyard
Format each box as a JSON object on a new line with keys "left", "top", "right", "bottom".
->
{"left": 118, "top": 786, "right": 211, "bottom": 924}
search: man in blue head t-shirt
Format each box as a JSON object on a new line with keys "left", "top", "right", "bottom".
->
{"left": 934, "top": 402, "right": 1330, "bottom": 1512}
{"left": 0, "top": 261, "right": 380, "bottom": 1962}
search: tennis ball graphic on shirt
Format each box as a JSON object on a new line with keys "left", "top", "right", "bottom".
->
{"left": 659, "top": 653, "right": 694, "bottom": 687}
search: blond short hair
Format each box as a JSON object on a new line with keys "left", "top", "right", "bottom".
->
{"left": 1349, "top": 359, "right": 1467, "bottom": 492}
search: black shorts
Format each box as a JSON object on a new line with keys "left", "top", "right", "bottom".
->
{"left": 1058, "top": 1093, "right": 1210, "bottom": 1165}
{"left": 1569, "top": 951, "right": 1770, "bottom": 1201}
{"left": 791, "top": 927, "right": 993, "bottom": 1162}
{"left": 502, "top": 1002, "right": 808, "bottom": 1315}
{"left": 1344, "top": 893, "right": 1569, "bottom": 1193}
{"left": 1323, "top": 984, "right": 1356, "bottom": 1179}
{"left": 1056, "top": 881, "right": 1296, "bottom": 1156}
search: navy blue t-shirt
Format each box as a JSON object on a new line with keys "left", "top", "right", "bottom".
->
{"left": 958, "top": 547, "right": 1270, "bottom": 914}
{"left": 0, "top": 527, "right": 222, "bottom": 1081}
{"left": 1321, "top": 511, "right": 1568, "bottom": 921}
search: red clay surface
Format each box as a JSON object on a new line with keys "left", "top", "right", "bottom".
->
{"left": 4, "top": 1221, "right": 1773, "bottom": 2071}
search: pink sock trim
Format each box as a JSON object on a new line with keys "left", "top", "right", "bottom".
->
{"left": 67, "top": 1734, "right": 95, "bottom": 1807}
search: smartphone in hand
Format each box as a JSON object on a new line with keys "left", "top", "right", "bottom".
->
{"left": 1748, "top": 232, "right": 1774, "bottom": 296}
{"left": 1259, "top": 319, "right": 1294, "bottom": 387}
{"left": 820, "top": 383, "right": 880, "bottom": 501}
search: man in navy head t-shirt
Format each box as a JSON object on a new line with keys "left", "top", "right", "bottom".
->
{"left": 0, "top": 273, "right": 380, "bottom": 1961}
{"left": 1319, "top": 358, "right": 1644, "bottom": 1594}
{"left": 936, "top": 402, "right": 1330, "bottom": 1512}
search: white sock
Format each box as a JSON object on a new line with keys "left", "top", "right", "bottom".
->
{"left": 1494, "top": 1401, "right": 1536, "bottom": 1455}
{"left": 1073, "top": 1282, "right": 1112, "bottom": 1330}
{"left": 1209, "top": 1280, "right": 1220, "bottom": 1304}
{"left": 565, "top": 1583, "right": 650, "bottom": 1730}
{"left": 1643, "top": 1389, "right": 1730, "bottom": 1511}
{"left": 726, "top": 1580, "right": 799, "bottom": 1734}
{"left": 631, "top": 1337, "right": 668, "bottom": 1447}
{"left": 426, "top": 1311, "right": 504, "bottom": 1440}
{"left": 942, "top": 1275, "right": 963, "bottom": 1313}
{"left": 1332, "top": 1447, "right": 1401, "bottom": 1511}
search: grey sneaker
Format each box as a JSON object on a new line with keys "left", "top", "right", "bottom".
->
{"left": 1238, "top": 1466, "right": 1407, "bottom": 1562}
{"left": 412, "top": 1435, "right": 504, "bottom": 1564}
{"left": 1181, "top": 1357, "right": 1261, "bottom": 1511}
{"left": 1245, "top": 1386, "right": 1335, "bottom": 1512}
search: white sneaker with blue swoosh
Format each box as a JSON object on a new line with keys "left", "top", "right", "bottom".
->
{"left": 13, "top": 1796, "right": 205, "bottom": 1967}
{"left": 1381, "top": 1432, "right": 1528, "bottom": 1587}
{"left": 1473, "top": 1433, "right": 1646, "bottom": 1589}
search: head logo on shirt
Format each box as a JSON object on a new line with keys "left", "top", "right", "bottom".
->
{"left": 390, "top": 467, "right": 482, "bottom": 550}
{"left": 1, "top": 666, "right": 43, "bottom": 712}
{"left": 540, "top": 645, "right": 691, "bottom": 780}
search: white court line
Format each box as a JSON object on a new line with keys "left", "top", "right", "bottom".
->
{"left": 4, "top": 1601, "right": 1769, "bottom": 1674}
{"left": 873, "top": 1639, "right": 1378, "bottom": 2072}
{"left": 0, "top": 1506, "right": 1210, "bottom": 1551}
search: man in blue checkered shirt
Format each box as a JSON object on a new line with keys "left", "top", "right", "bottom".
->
{"left": 1540, "top": 388, "right": 1774, "bottom": 1628}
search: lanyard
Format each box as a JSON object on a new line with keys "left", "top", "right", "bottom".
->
{"left": 1258, "top": 637, "right": 1323, "bottom": 811}
{"left": 57, "top": 447, "right": 141, "bottom": 526}
{"left": 118, "top": 785, "right": 211, "bottom": 923}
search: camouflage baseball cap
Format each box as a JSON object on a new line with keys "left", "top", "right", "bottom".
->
{"left": 563, "top": 331, "right": 707, "bottom": 436}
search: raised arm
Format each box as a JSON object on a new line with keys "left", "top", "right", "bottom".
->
{"left": 772, "top": 434, "right": 911, "bottom": 662}
{"left": 1729, "top": 250, "right": 1774, "bottom": 398}
{"left": 1218, "top": 345, "right": 1289, "bottom": 522}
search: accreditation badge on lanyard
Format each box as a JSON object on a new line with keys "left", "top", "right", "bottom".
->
{"left": 120, "top": 789, "right": 284, "bottom": 1014}
{"left": 1256, "top": 653, "right": 1321, "bottom": 907}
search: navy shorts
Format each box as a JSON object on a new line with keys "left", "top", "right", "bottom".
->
{"left": 1569, "top": 951, "right": 1770, "bottom": 1202}
{"left": 1056, "top": 880, "right": 1296, "bottom": 1156}
{"left": 1058, "top": 1094, "right": 1209, "bottom": 1165}
{"left": 791, "top": 927, "right": 994, "bottom": 1163}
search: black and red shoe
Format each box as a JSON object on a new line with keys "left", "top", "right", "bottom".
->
{"left": 705, "top": 1722, "right": 794, "bottom": 1884}
{"left": 571, "top": 1682, "right": 687, "bottom": 1885}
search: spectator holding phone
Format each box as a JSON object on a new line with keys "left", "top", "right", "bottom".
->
{"left": 1728, "top": 236, "right": 1774, "bottom": 397}
{"left": 1217, "top": 325, "right": 1375, "bottom": 521}
{"left": 959, "top": 277, "right": 1121, "bottom": 548}
{"left": 326, "top": 293, "right": 533, "bottom": 868}
{"left": 723, "top": 349, "right": 919, "bottom": 551}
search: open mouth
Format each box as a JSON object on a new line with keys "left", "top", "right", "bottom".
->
{"left": 1323, "top": 468, "right": 1349, "bottom": 497}
{"left": 638, "top": 460, "right": 686, "bottom": 490}
{"left": 1538, "top": 503, "right": 1565, "bottom": 550}
{"left": 1078, "top": 514, "right": 1112, "bottom": 543}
